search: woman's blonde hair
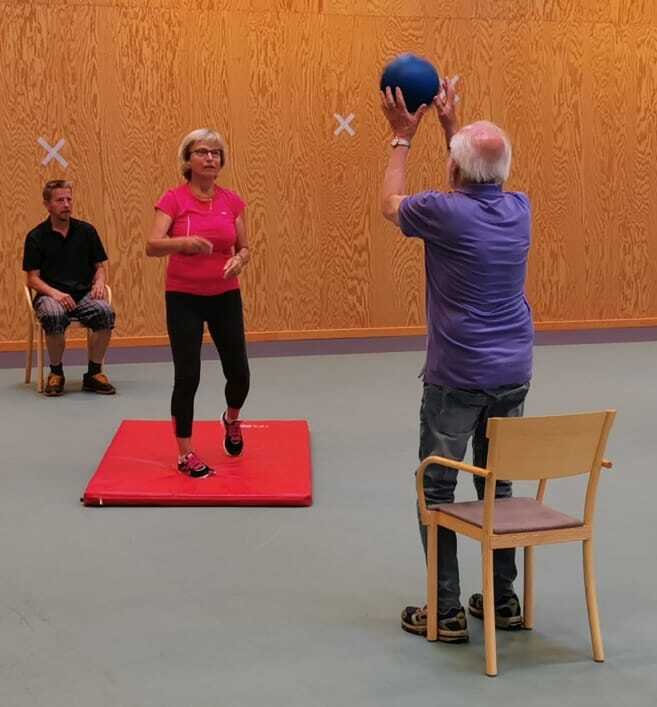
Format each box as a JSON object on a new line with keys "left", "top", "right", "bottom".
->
{"left": 177, "top": 128, "right": 227, "bottom": 181}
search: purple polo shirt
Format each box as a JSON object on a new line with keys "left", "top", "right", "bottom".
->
{"left": 399, "top": 184, "right": 533, "bottom": 389}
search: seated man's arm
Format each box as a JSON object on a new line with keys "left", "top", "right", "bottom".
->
{"left": 87, "top": 225, "right": 110, "bottom": 300}
{"left": 25, "top": 270, "right": 75, "bottom": 311}
{"left": 23, "top": 231, "right": 75, "bottom": 310}
{"left": 90, "top": 261, "right": 108, "bottom": 300}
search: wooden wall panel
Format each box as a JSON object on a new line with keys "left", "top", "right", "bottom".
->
{"left": 477, "top": 1, "right": 533, "bottom": 21}
{"left": 322, "top": 1, "right": 475, "bottom": 17}
{"left": 2, "top": 1, "right": 657, "bottom": 350}
{"left": 622, "top": 25, "right": 657, "bottom": 317}
{"left": 351, "top": 15, "right": 429, "bottom": 328}
{"left": 94, "top": 5, "right": 195, "bottom": 339}
{"left": 0, "top": 4, "right": 106, "bottom": 344}
{"left": 580, "top": 22, "right": 624, "bottom": 319}
{"left": 225, "top": 11, "right": 332, "bottom": 331}
{"left": 5, "top": 0, "right": 649, "bottom": 22}
{"left": 527, "top": 21, "right": 587, "bottom": 321}
{"left": 533, "top": 0, "right": 619, "bottom": 23}
{"left": 305, "top": 14, "right": 374, "bottom": 330}
{"left": 618, "top": 1, "right": 657, "bottom": 25}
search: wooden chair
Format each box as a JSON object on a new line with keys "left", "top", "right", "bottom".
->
{"left": 417, "top": 410, "right": 616, "bottom": 677}
{"left": 24, "top": 284, "right": 113, "bottom": 393}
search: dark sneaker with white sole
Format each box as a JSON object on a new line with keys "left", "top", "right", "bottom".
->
{"left": 468, "top": 593, "right": 522, "bottom": 630}
{"left": 401, "top": 605, "right": 469, "bottom": 643}
{"left": 177, "top": 452, "right": 213, "bottom": 479}
{"left": 45, "top": 373, "right": 65, "bottom": 396}
{"left": 82, "top": 372, "right": 116, "bottom": 395}
{"left": 222, "top": 413, "right": 244, "bottom": 457}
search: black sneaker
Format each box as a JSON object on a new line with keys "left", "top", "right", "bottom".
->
{"left": 45, "top": 372, "right": 65, "bottom": 396}
{"left": 401, "top": 605, "right": 469, "bottom": 643}
{"left": 468, "top": 593, "right": 522, "bottom": 630}
{"left": 222, "top": 413, "right": 244, "bottom": 457}
{"left": 82, "top": 372, "right": 116, "bottom": 395}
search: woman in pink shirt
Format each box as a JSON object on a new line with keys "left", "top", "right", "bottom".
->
{"left": 146, "top": 128, "right": 250, "bottom": 477}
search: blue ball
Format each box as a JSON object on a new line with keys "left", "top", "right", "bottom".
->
{"left": 380, "top": 53, "right": 440, "bottom": 114}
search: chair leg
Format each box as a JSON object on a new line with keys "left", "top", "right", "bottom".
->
{"left": 583, "top": 539, "right": 605, "bottom": 662}
{"left": 25, "top": 323, "right": 33, "bottom": 384}
{"left": 482, "top": 545, "right": 497, "bottom": 677}
{"left": 37, "top": 326, "right": 44, "bottom": 393}
{"left": 426, "top": 523, "right": 438, "bottom": 641}
{"left": 523, "top": 545, "right": 535, "bottom": 629}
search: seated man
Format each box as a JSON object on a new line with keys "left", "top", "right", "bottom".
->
{"left": 23, "top": 179, "right": 116, "bottom": 396}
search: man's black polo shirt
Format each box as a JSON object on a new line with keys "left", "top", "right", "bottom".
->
{"left": 23, "top": 217, "right": 108, "bottom": 299}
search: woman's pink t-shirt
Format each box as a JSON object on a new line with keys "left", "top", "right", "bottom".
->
{"left": 155, "top": 184, "right": 246, "bottom": 296}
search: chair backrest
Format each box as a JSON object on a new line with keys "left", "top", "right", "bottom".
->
{"left": 485, "top": 411, "right": 615, "bottom": 482}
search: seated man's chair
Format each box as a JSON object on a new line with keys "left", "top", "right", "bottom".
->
{"left": 417, "top": 410, "right": 616, "bottom": 677}
{"left": 24, "top": 285, "right": 113, "bottom": 393}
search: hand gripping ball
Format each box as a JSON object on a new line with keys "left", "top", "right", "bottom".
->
{"left": 380, "top": 53, "right": 440, "bottom": 113}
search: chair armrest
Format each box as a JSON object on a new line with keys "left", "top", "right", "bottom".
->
{"left": 105, "top": 285, "right": 112, "bottom": 305}
{"left": 416, "top": 455, "right": 489, "bottom": 518}
{"left": 417, "top": 455, "right": 489, "bottom": 478}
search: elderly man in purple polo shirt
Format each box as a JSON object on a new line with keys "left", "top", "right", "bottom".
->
{"left": 380, "top": 79, "right": 534, "bottom": 643}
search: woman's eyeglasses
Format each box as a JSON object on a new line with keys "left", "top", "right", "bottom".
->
{"left": 191, "top": 148, "right": 223, "bottom": 159}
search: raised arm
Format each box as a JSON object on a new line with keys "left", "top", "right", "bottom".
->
{"left": 434, "top": 76, "right": 460, "bottom": 151}
{"left": 380, "top": 87, "right": 428, "bottom": 225}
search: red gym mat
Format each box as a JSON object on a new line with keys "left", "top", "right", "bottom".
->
{"left": 82, "top": 419, "right": 312, "bottom": 507}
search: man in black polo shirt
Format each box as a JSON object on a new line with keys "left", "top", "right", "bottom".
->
{"left": 23, "top": 180, "right": 116, "bottom": 396}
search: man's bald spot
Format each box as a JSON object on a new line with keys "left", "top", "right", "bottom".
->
{"left": 459, "top": 121, "right": 507, "bottom": 163}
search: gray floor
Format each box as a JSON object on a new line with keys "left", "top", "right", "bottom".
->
{"left": 1, "top": 342, "right": 656, "bottom": 706}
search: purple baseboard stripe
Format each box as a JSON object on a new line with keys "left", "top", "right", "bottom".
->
{"left": 534, "top": 327, "right": 657, "bottom": 345}
{"left": 2, "top": 328, "right": 657, "bottom": 369}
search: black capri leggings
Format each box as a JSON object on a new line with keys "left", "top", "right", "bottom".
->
{"left": 166, "top": 290, "right": 250, "bottom": 438}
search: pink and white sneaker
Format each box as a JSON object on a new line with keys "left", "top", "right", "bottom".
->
{"left": 177, "top": 451, "right": 213, "bottom": 478}
{"left": 222, "top": 413, "right": 244, "bottom": 457}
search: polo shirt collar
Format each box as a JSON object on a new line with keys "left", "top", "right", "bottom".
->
{"left": 456, "top": 183, "right": 503, "bottom": 195}
{"left": 46, "top": 216, "right": 76, "bottom": 235}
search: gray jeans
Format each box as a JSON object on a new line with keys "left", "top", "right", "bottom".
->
{"left": 418, "top": 382, "right": 530, "bottom": 613}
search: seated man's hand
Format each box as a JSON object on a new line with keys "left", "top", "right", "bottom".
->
{"left": 90, "top": 282, "right": 106, "bottom": 300}
{"left": 52, "top": 290, "right": 76, "bottom": 311}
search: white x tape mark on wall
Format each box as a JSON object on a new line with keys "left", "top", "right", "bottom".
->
{"left": 334, "top": 113, "right": 355, "bottom": 137}
{"left": 37, "top": 137, "right": 68, "bottom": 168}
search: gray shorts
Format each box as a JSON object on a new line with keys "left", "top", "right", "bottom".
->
{"left": 34, "top": 292, "right": 116, "bottom": 335}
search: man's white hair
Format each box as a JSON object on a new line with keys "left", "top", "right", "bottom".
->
{"left": 449, "top": 121, "right": 512, "bottom": 184}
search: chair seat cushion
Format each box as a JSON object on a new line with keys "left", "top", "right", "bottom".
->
{"left": 430, "top": 497, "right": 582, "bottom": 534}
